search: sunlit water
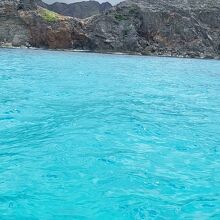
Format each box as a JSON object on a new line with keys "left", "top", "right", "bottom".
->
{"left": 0, "top": 49, "right": 220, "bottom": 219}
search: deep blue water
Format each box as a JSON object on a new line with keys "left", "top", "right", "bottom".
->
{"left": 0, "top": 48, "right": 220, "bottom": 219}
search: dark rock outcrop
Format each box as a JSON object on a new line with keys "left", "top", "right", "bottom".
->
{"left": 18, "top": 0, "right": 37, "bottom": 10}
{"left": 37, "top": 0, "right": 112, "bottom": 19}
{"left": 84, "top": 0, "right": 220, "bottom": 58}
{"left": 0, "top": 0, "right": 32, "bottom": 46}
{"left": 0, "top": 0, "right": 220, "bottom": 59}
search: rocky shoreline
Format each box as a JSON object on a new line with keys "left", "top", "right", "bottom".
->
{"left": 1, "top": 45, "right": 219, "bottom": 61}
{"left": 0, "top": 0, "right": 220, "bottom": 59}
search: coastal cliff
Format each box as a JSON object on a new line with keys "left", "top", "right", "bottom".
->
{"left": 0, "top": 0, "right": 35, "bottom": 46}
{"left": 0, "top": 0, "right": 220, "bottom": 59}
{"left": 85, "top": 0, "right": 220, "bottom": 58}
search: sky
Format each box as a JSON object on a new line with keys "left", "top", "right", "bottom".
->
{"left": 44, "top": 0, "right": 122, "bottom": 5}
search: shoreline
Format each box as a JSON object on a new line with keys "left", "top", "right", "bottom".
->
{"left": 0, "top": 45, "right": 219, "bottom": 61}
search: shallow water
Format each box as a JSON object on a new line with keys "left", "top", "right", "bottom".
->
{"left": 0, "top": 49, "right": 220, "bottom": 219}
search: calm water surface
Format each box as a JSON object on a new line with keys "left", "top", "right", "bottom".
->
{"left": 0, "top": 49, "right": 220, "bottom": 219}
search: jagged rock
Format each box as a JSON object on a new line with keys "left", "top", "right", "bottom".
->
{"left": 19, "top": 9, "right": 92, "bottom": 49}
{"left": 0, "top": 0, "right": 30, "bottom": 46}
{"left": 0, "top": 0, "right": 220, "bottom": 59}
{"left": 17, "top": 0, "right": 37, "bottom": 10}
{"left": 83, "top": 0, "right": 220, "bottom": 58}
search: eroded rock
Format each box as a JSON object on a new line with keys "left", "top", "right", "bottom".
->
{"left": 0, "top": 0, "right": 220, "bottom": 59}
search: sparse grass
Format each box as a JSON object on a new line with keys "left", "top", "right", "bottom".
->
{"left": 114, "top": 13, "right": 127, "bottom": 21}
{"left": 128, "top": 6, "right": 140, "bottom": 15}
{"left": 38, "top": 8, "right": 60, "bottom": 22}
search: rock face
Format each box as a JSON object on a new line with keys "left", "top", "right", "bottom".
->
{"left": 84, "top": 0, "right": 220, "bottom": 58}
{"left": 19, "top": 8, "right": 92, "bottom": 49}
{"left": 37, "top": 0, "right": 112, "bottom": 19}
{"left": 0, "top": 0, "right": 31, "bottom": 46}
{"left": 0, "top": 0, "right": 220, "bottom": 59}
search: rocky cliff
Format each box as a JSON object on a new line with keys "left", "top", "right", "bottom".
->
{"left": 0, "top": 0, "right": 36, "bottom": 46}
{"left": 0, "top": 0, "right": 220, "bottom": 59}
{"left": 84, "top": 0, "right": 220, "bottom": 58}
{"left": 37, "top": 0, "right": 112, "bottom": 19}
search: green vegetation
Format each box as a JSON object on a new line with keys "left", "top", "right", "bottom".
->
{"left": 39, "top": 8, "right": 60, "bottom": 22}
{"left": 114, "top": 13, "right": 127, "bottom": 21}
{"left": 114, "top": 6, "right": 139, "bottom": 22}
{"left": 128, "top": 5, "right": 140, "bottom": 14}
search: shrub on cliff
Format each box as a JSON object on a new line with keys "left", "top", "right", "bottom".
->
{"left": 38, "top": 8, "right": 59, "bottom": 22}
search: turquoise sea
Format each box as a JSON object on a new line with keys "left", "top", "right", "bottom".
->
{"left": 0, "top": 49, "right": 220, "bottom": 219}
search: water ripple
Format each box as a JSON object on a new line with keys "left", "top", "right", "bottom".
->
{"left": 0, "top": 49, "right": 220, "bottom": 219}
